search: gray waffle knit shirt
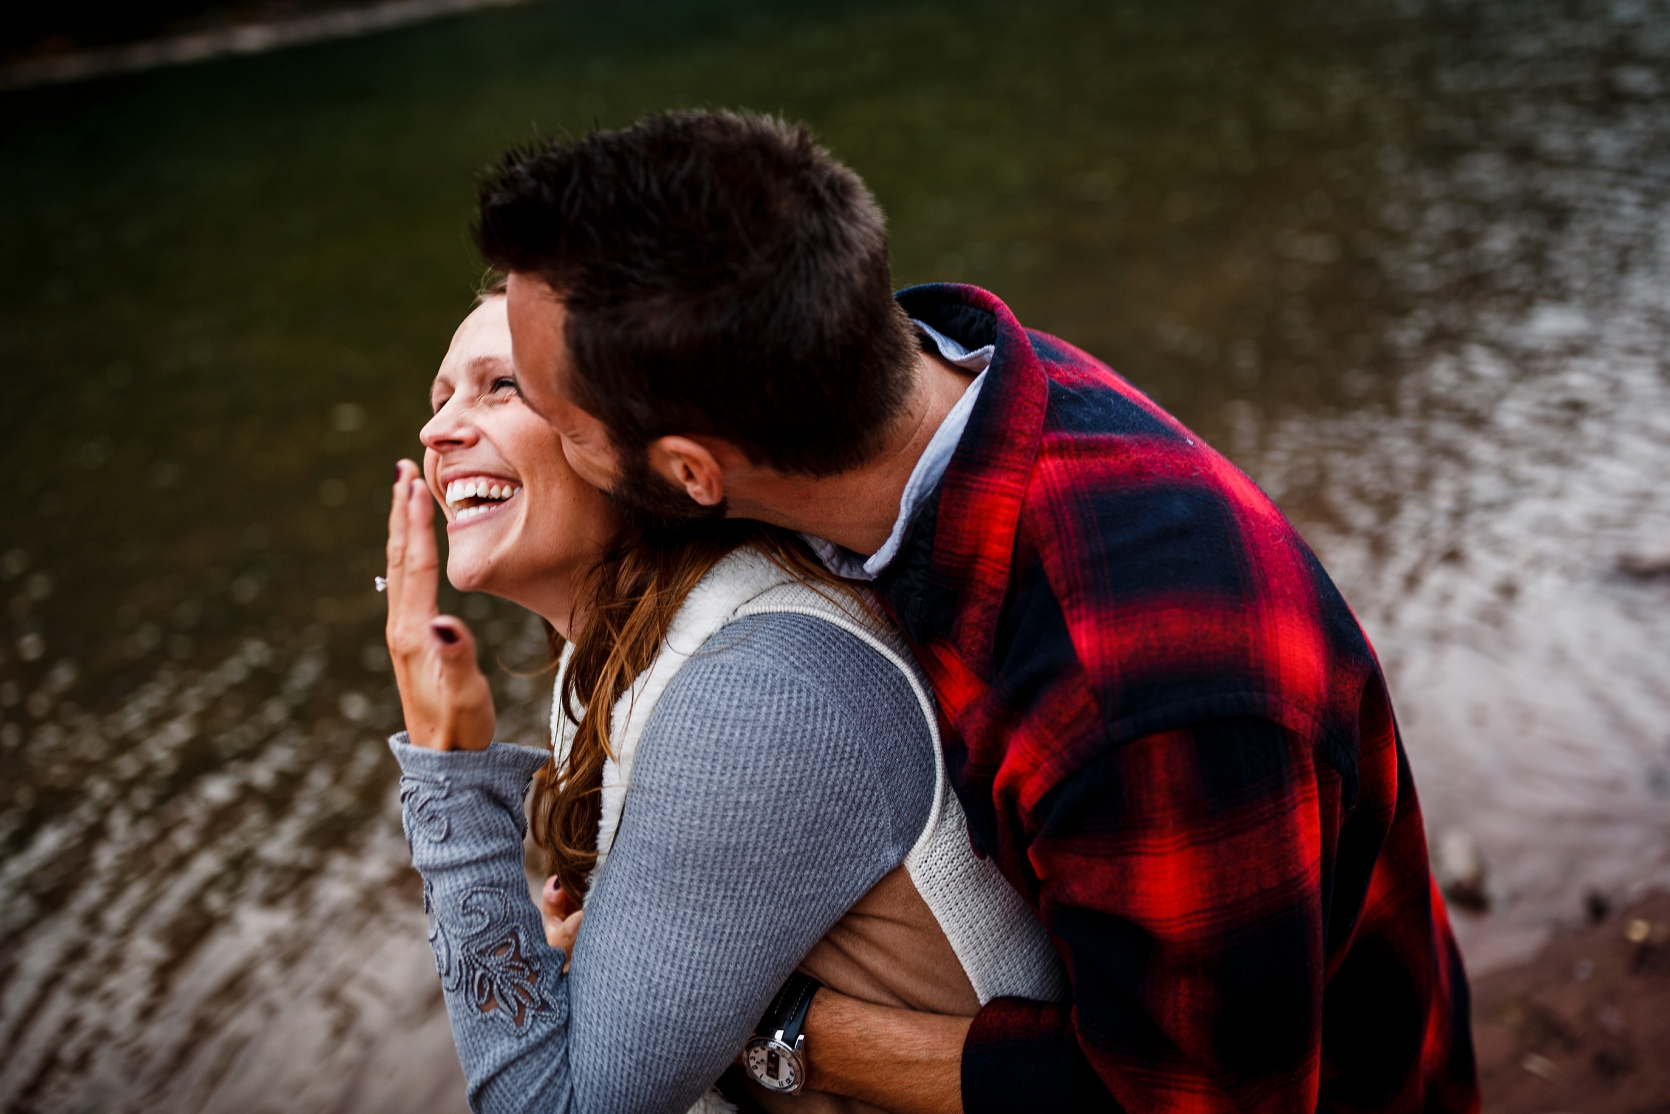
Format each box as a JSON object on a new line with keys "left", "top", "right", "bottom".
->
{"left": 391, "top": 613, "right": 936, "bottom": 1113}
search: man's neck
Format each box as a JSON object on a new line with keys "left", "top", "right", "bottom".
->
{"left": 724, "top": 349, "right": 975, "bottom": 556}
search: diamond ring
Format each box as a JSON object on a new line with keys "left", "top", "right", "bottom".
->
{"left": 374, "top": 576, "right": 388, "bottom": 592}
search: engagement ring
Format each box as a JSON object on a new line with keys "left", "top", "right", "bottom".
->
{"left": 374, "top": 576, "right": 388, "bottom": 592}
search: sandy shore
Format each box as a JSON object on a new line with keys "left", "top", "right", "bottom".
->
{"left": 1471, "top": 890, "right": 1670, "bottom": 1112}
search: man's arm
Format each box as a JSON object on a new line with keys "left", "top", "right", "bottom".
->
{"left": 805, "top": 716, "right": 1342, "bottom": 1114}
{"left": 803, "top": 988, "right": 1128, "bottom": 1114}
{"left": 802, "top": 991, "right": 970, "bottom": 1114}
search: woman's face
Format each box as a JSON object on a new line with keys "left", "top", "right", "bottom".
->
{"left": 420, "top": 295, "right": 623, "bottom": 628}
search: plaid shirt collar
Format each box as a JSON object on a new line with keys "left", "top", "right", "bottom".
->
{"left": 879, "top": 284, "right": 1049, "bottom": 676}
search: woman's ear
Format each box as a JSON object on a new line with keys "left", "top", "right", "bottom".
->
{"left": 648, "top": 435, "right": 732, "bottom": 506}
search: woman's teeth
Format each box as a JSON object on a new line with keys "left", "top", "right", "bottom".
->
{"left": 444, "top": 479, "right": 521, "bottom": 521}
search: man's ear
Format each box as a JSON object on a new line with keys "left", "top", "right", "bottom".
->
{"left": 648, "top": 435, "right": 734, "bottom": 506}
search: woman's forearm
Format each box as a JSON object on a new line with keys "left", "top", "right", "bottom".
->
{"left": 391, "top": 735, "right": 577, "bottom": 1114}
{"left": 803, "top": 988, "right": 969, "bottom": 1114}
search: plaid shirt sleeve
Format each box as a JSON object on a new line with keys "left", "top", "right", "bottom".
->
{"left": 882, "top": 284, "right": 1478, "bottom": 1114}
{"left": 962, "top": 716, "right": 1347, "bottom": 1113}
{"left": 960, "top": 709, "right": 1477, "bottom": 1114}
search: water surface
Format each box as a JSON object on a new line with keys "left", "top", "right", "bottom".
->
{"left": 2, "top": 0, "right": 1668, "bottom": 1109}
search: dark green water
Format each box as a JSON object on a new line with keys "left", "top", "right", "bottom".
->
{"left": 3, "top": 0, "right": 1669, "bottom": 1109}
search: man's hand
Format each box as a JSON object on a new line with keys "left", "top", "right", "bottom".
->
{"left": 385, "top": 459, "right": 496, "bottom": 751}
{"left": 802, "top": 988, "right": 970, "bottom": 1114}
{"left": 541, "top": 874, "right": 583, "bottom": 971}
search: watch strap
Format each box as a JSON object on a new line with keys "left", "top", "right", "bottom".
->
{"left": 755, "top": 971, "right": 822, "bottom": 1044}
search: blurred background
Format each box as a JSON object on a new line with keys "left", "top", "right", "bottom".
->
{"left": 2, "top": 0, "right": 1668, "bottom": 1110}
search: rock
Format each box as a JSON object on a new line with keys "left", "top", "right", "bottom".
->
{"left": 1432, "top": 828, "right": 1491, "bottom": 912}
{"left": 1618, "top": 543, "right": 1670, "bottom": 578}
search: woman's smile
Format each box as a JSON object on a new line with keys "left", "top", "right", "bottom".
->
{"left": 441, "top": 473, "right": 523, "bottom": 526}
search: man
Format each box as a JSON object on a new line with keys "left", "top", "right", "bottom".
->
{"left": 475, "top": 110, "right": 1479, "bottom": 1113}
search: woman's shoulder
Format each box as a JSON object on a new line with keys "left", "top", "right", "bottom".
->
{"left": 646, "top": 611, "right": 936, "bottom": 845}
{"left": 691, "top": 611, "right": 928, "bottom": 741}
{"left": 694, "top": 608, "right": 924, "bottom": 723}
{"left": 670, "top": 545, "right": 932, "bottom": 729}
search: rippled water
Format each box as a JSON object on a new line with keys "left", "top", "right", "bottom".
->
{"left": 2, "top": 0, "right": 1668, "bottom": 1108}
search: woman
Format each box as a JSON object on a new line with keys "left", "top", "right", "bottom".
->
{"left": 382, "top": 288, "right": 1064, "bottom": 1114}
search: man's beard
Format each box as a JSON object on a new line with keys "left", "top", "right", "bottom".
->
{"left": 604, "top": 448, "right": 729, "bottom": 532}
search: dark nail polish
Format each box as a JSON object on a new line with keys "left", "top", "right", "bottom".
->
{"left": 433, "top": 624, "right": 459, "bottom": 645}
{"left": 394, "top": 464, "right": 402, "bottom": 482}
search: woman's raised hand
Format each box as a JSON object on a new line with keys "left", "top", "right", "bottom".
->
{"left": 385, "top": 459, "right": 496, "bottom": 751}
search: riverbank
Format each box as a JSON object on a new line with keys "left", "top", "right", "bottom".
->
{"left": 1472, "top": 890, "right": 1670, "bottom": 1112}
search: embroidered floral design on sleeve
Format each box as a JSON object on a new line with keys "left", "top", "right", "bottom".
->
{"left": 424, "top": 878, "right": 458, "bottom": 987}
{"left": 455, "top": 885, "right": 509, "bottom": 935}
{"left": 399, "top": 772, "right": 452, "bottom": 844}
{"left": 466, "top": 930, "right": 547, "bottom": 1028}
{"left": 426, "top": 882, "right": 550, "bottom": 1029}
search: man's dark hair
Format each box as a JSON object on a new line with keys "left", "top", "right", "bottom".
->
{"left": 474, "top": 110, "right": 919, "bottom": 478}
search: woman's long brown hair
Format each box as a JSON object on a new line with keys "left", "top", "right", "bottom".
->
{"left": 528, "top": 520, "right": 864, "bottom": 902}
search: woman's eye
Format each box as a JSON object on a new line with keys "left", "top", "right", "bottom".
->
{"left": 490, "top": 377, "right": 518, "bottom": 396}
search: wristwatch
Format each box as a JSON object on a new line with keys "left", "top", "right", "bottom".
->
{"left": 743, "top": 971, "right": 823, "bottom": 1094}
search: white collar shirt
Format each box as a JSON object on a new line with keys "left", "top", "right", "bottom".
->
{"left": 805, "top": 318, "right": 993, "bottom": 581}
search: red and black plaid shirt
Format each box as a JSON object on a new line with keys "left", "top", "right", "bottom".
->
{"left": 874, "top": 285, "right": 1478, "bottom": 1113}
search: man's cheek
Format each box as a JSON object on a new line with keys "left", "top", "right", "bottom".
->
{"left": 531, "top": 389, "right": 589, "bottom": 443}
{"left": 517, "top": 380, "right": 563, "bottom": 425}
{"left": 560, "top": 435, "right": 619, "bottom": 489}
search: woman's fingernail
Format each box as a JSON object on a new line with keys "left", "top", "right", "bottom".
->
{"left": 432, "top": 623, "right": 459, "bottom": 645}
{"left": 394, "top": 464, "right": 403, "bottom": 482}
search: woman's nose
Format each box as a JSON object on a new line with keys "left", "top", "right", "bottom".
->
{"left": 420, "top": 400, "right": 478, "bottom": 451}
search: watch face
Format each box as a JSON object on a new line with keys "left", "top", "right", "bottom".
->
{"left": 744, "top": 1037, "right": 804, "bottom": 1093}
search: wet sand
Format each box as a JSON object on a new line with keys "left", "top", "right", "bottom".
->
{"left": 1472, "top": 890, "right": 1670, "bottom": 1113}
